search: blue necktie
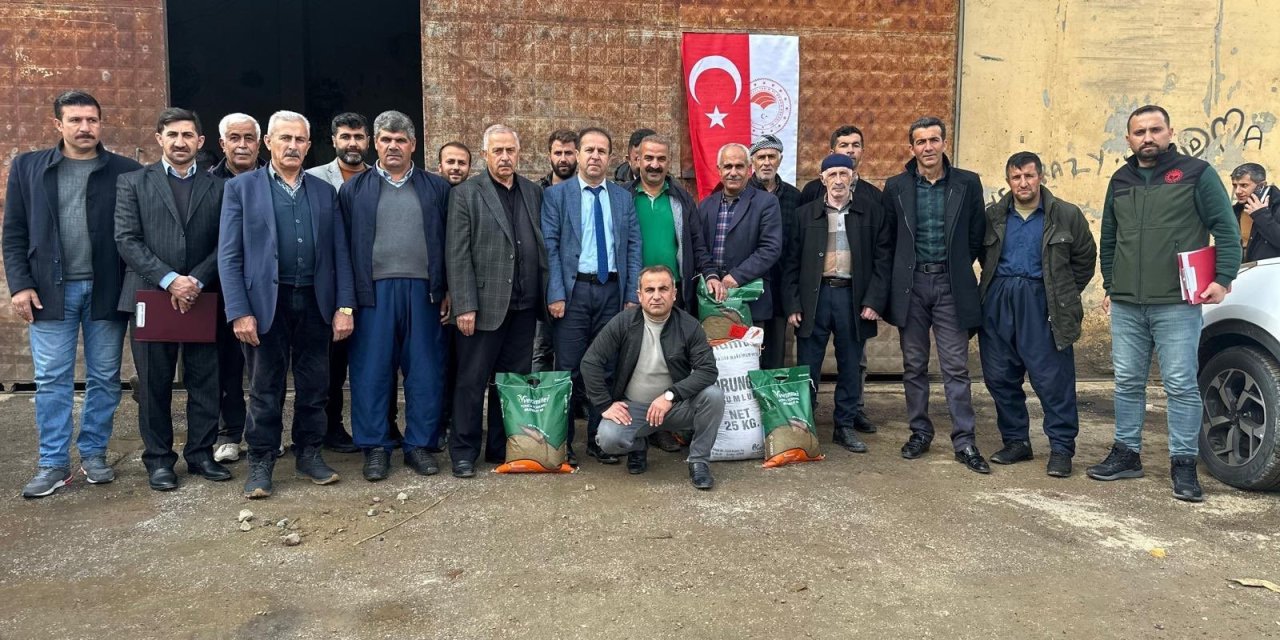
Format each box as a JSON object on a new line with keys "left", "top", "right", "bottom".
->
{"left": 588, "top": 185, "right": 608, "bottom": 283}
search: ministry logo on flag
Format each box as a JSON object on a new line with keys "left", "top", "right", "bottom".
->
{"left": 750, "top": 78, "right": 792, "bottom": 137}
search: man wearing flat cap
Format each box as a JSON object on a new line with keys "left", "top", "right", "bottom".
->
{"left": 749, "top": 134, "right": 802, "bottom": 370}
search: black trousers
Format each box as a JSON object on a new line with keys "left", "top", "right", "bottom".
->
{"left": 450, "top": 307, "right": 537, "bottom": 464}
{"left": 758, "top": 315, "right": 788, "bottom": 370}
{"left": 215, "top": 305, "right": 248, "bottom": 442}
{"left": 131, "top": 327, "right": 219, "bottom": 472}
{"left": 243, "top": 285, "right": 331, "bottom": 459}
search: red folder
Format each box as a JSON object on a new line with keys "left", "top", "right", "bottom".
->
{"left": 1177, "top": 246, "right": 1216, "bottom": 304}
{"left": 133, "top": 290, "right": 218, "bottom": 342}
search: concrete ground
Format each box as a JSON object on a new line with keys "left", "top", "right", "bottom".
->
{"left": 0, "top": 381, "right": 1278, "bottom": 639}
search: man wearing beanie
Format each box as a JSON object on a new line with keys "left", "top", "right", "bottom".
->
{"left": 749, "top": 134, "right": 802, "bottom": 370}
{"left": 783, "top": 154, "right": 893, "bottom": 454}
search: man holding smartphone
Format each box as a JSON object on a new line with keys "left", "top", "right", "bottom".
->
{"left": 1230, "top": 163, "right": 1280, "bottom": 261}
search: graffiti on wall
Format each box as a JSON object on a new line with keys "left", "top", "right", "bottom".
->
{"left": 1179, "top": 107, "right": 1267, "bottom": 160}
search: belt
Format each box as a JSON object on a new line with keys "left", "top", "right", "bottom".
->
{"left": 575, "top": 272, "right": 618, "bottom": 283}
{"left": 916, "top": 262, "right": 947, "bottom": 274}
{"left": 821, "top": 277, "right": 853, "bottom": 288}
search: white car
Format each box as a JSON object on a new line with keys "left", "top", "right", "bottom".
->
{"left": 1199, "top": 257, "right": 1280, "bottom": 490}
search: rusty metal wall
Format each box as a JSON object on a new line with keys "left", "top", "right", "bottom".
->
{"left": 420, "top": 0, "right": 959, "bottom": 374}
{"left": 0, "top": 1, "right": 168, "bottom": 383}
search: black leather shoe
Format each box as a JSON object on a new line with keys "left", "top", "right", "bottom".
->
{"left": 833, "top": 426, "right": 868, "bottom": 453}
{"left": 1047, "top": 451, "right": 1073, "bottom": 477}
{"left": 451, "top": 459, "right": 475, "bottom": 478}
{"left": 148, "top": 467, "right": 178, "bottom": 491}
{"left": 322, "top": 428, "right": 360, "bottom": 454}
{"left": 404, "top": 447, "right": 440, "bottom": 476}
{"left": 187, "top": 458, "right": 232, "bottom": 482}
{"left": 688, "top": 462, "right": 714, "bottom": 490}
{"left": 955, "top": 445, "right": 991, "bottom": 474}
{"left": 587, "top": 442, "right": 621, "bottom": 465}
{"left": 990, "top": 440, "right": 1034, "bottom": 465}
{"left": 565, "top": 445, "right": 579, "bottom": 468}
{"left": 901, "top": 434, "right": 931, "bottom": 459}
{"left": 852, "top": 410, "right": 878, "bottom": 434}
{"left": 627, "top": 449, "right": 648, "bottom": 474}
{"left": 362, "top": 448, "right": 391, "bottom": 481}
{"left": 649, "top": 430, "right": 684, "bottom": 452}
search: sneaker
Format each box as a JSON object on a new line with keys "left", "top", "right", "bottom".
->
{"left": 1085, "top": 442, "right": 1144, "bottom": 481}
{"left": 213, "top": 442, "right": 241, "bottom": 463}
{"left": 243, "top": 456, "right": 275, "bottom": 499}
{"left": 1046, "top": 451, "right": 1073, "bottom": 477}
{"left": 22, "top": 467, "right": 72, "bottom": 499}
{"left": 80, "top": 453, "right": 115, "bottom": 484}
{"left": 295, "top": 447, "right": 340, "bottom": 485}
{"left": 1170, "top": 455, "right": 1205, "bottom": 502}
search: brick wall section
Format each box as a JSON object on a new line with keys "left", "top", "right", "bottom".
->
{"left": 420, "top": 0, "right": 958, "bottom": 186}
{"left": 0, "top": 1, "right": 167, "bottom": 382}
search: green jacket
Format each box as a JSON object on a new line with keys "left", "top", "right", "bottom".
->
{"left": 979, "top": 187, "right": 1096, "bottom": 350}
{"left": 1100, "top": 146, "right": 1241, "bottom": 304}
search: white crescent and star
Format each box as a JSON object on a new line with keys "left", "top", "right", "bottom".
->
{"left": 688, "top": 55, "right": 742, "bottom": 128}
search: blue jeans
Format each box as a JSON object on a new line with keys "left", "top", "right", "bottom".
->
{"left": 1110, "top": 300, "right": 1202, "bottom": 457}
{"left": 29, "top": 280, "right": 127, "bottom": 468}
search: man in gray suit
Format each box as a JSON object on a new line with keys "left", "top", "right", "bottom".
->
{"left": 115, "top": 108, "right": 231, "bottom": 491}
{"left": 543, "top": 127, "right": 643, "bottom": 465}
{"left": 446, "top": 124, "right": 546, "bottom": 478}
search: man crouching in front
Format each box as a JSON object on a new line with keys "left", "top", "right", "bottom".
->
{"left": 580, "top": 265, "right": 724, "bottom": 489}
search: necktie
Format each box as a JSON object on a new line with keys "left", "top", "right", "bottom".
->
{"left": 587, "top": 185, "right": 608, "bottom": 283}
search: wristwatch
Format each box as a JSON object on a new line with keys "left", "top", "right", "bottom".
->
{"left": 664, "top": 390, "right": 675, "bottom": 402}
{"left": 337, "top": 307, "right": 353, "bottom": 316}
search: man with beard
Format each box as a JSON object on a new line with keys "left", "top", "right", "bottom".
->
{"left": 115, "top": 108, "right": 231, "bottom": 490}
{"left": 748, "top": 135, "right": 802, "bottom": 370}
{"left": 306, "top": 113, "right": 370, "bottom": 455}
{"left": 613, "top": 128, "right": 656, "bottom": 183}
{"left": 977, "top": 152, "right": 1095, "bottom": 477}
{"left": 533, "top": 130, "right": 579, "bottom": 373}
{"left": 5, "top": 90, "right": 141, "bottom": 498}
{"left": 447, "top": 124, "right": 546, "bottom": 477}
{"left": 437, "top": 141, "right": 471, "bottom": 186}
{"left": 210, "top": 113, "right": 265, "bottom": 179}
{"left": 544, "top": 127, "right": 643, "bottom": 465}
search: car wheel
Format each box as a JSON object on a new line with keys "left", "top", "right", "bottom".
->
{"left": 1198, "top": 345, "right": 1280, "bottom": 490}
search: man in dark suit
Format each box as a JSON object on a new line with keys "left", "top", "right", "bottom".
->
{"left": 218, "top": 110, "right": 356, "bottom": 499}
{"left": 882, "top": 116, "right": 990, "bottom": 474}
{"left": 783, "top": 154, "right": 893, "bottom": 456}
{"left": 446, "top": 124, "right": 546, "bottom": 478}
{"left": 543, "top": 127, "right": 643, "bottom": 465}
{"left": 748, "top": 134, "right": 802, "bottom": 371}
{"left": 114, "top": 107, "right": 231, "bottom": 491}
{"left": 696, "top": 143, "right": 783, "bottom": 344}
{"left": 339, "top": 110, "right": 452, "bottom": 481}
{"left": 4, "top": 90, "right": 141, "bottom": 499}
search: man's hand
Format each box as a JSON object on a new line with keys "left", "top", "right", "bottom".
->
{"left": 646, "top": 394, "right": 673, "bottom": 427}
{"left": 170, "top": 294, "right": 193, "bottom": 314}
{"left": 603, "top": 401, "right": 631, "bottom": 425}
{"left": 707, "top": 277, "right": 727, "bottom": 303}
{"left": 332, "top": 311, "right": 354, "bottom": 341}
{"left": 166, "top": 275, "right": 201, "bottom": 304}
{"left": 440, "top": 293, "right": 452, "bottom": 324}
{"left": 233, "top": 316, "right": 260, "bottom": 346}
{"left": 1102, "top": 295, "right": 1111, "bottom": 315}
{"left": 788, "top": 312, "right": 802, "bottom": 328}
{"left": 860, "top": 306, "right": 881, "bottom": 321}
{"left": 456, "top": 311, "right": 476, "bottom": 336}
{"left": 1199, "top": 282, "right": 1229, "bottom": 305}
{"left": 1245, "top": 193, "right": 1271, "bottom": 215}
{"left": 722, "top": 274, "right": 740, "bottom": 289}
{"left": 11, "top": 289, "right": 42, "bottom": 323}
{"left": 548, "top": 301, "right": 566, "bottom": 319}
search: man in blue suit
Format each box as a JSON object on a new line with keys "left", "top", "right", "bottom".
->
{"left": 542, "top": 127, "right": 643, "bottom": 465}
{"left": 218, "top": 110, "right": 356, "bottom": 499}
{"left": 696, "top": 143, "right": 783, "bottom": 344}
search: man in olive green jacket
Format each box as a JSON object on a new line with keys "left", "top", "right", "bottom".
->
{"left": 978, "top": 152, "right": 1095, "bottom": 478}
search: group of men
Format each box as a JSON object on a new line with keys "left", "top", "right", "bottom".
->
{"left": 2, "top": 89, "right": 1248, "bottom": 502}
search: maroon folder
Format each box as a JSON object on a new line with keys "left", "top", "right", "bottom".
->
{"left": 133, "top": 290, "right": 218, "bottom": 343}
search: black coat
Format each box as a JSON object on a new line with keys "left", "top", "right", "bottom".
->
{"left": 622, "top": 176, "right": 716, "bottom": 310}
{"left": 882, "top": 156, "right": 986, "bottom": 330}
{"left": 2, "top": 143, "right": 141, "bottom": 322}
{"left": 580, "top": 306, "right": 718, "bottom": 410}
{"left": 783, "top": 186, "right": 893, "bottom": 340}
{"left": 1238, "top": 184, "right": 1280, "bottom": 262}
{"left": 750, "top": 176, "right": 803, "bottom": 319}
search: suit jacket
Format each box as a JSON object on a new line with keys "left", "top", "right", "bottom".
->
{"left": 621, "top": 176, "right": 717, "bottom": 309}
{"left": 114, "top": 163, "right": 225, "bottom": 313}
{"left": 782, "top": 190, "right": 893, "bottom": 341}
{"left": 340, "top": 168, "right": 451, "bottom": 307}
{"left": 446, "top": 172, "right": 547, "bottom": 332}
{"left": 305, "top": 158, "right": 368, "bottom": 193}
{"left": 695, "top": 185, "right": 783, "bottom": 321}
{"left": 751, "top": 176, "right": 804, "bottom": 318}
{"left": 216, "top": 167, "right": 355, "bottom": 334}
{"left": 882, "top": 156, "right": 986, "bottom": 330}
{"left": 542, "top": 176, "right": 643, "bottom": 308}
{"left": 2, "top": 142, "right": 141, "bottom": 321}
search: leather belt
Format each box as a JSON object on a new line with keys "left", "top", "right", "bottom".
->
{"left": 821, "top": 277, "right": 853, "bottom": 288}
{"left": 575, "top": 272, "right": 618, "bottom": 283}
{"left": 916, "top": 263, "right": 947, "bottom": 274}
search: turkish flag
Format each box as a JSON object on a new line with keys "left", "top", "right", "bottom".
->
{"left": 682, "top": 33, "right": 751, "bottom": 199}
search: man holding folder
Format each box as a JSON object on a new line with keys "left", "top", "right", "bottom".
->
{"left": 115, "top": 108, "right": 230, "bottom": 491}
